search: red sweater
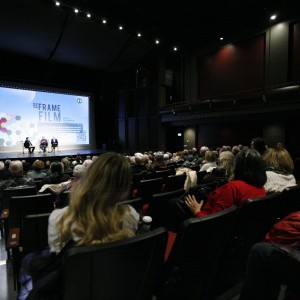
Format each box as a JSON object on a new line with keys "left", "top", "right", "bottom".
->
{"left": 195, "top": 180, "right": 266, "bottom": 217}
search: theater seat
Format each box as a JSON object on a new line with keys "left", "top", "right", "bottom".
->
{"left": 157, "top": 205, "right": 238, "bottom": 300}
{"left": 61, "top": 227, "right": 168, "bottom": 300}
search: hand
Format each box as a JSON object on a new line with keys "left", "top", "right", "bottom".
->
{"left": 185, "top": 194, "right": 204, "bottom": 215}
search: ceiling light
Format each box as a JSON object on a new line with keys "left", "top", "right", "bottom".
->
{"left": 173, "top": 47, "right": 178, "bottom": 51}
{"left": 137, "top": 32, "right": 142, "bottom": 37}
{"left": 87, "top": 13, "right": 91, "bottom": 18}
{"left": 102, "top": 19, "right": 107, "bottom": 24}
{"left": 55, "top": 1, "right": 60, "bottom": 6}
{"left": 270, "top": 15, "right": 277, "bottom": 20}
{"left": 220, "top": 37, "right": 224, "bottom": 40}
{"left": 119, "top": 26, "right": 123, "bottom": 30}
{"left": 74, "top": 8, "right": 79, "bottom": 13}
{"left": 155, "top": 39, "right": 160, "bottom": 44}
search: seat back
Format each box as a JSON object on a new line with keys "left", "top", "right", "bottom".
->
{"left": 277, "top": 185, "right": 300, "bottom": 219}
{"left": 156, "top": 169, "right": 174, "bottom": 179}
{"left": 213, "top": 192, "right": 283, "bottom": 297}
{"left": 196, "top": 170, "right": 207, "bottom": 184}
{"left": 8, "top": 193, "right": 55, "bottom": 228}
{"left": 149, "top": 189, "right": 186, "bottom": 229}
{"left": 2, "top": 185, "right": 37, "bottom": 210}
{"left": 21, "top": 213, "right": 50, "bottom": 253}
{"left": 159, "top": 206, "right": 238, "bottom": 300}
{"left": 120, "top": 197, "right": 143, "bottom": 215}
{"left": 62, "top": 227, "right": 168, "bottom": 300}
{"left": 136, "top": 177, "right": 164, "bottom": 204}
{"left": 164, "top": 173, "right": 187, "bottom": 192}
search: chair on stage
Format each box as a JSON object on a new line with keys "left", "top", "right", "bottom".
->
{"left": 60, "top": 227, "right": 168, "bottom": 300}
{"left": 51, "top": 139, "right": 58, "bottom": 152}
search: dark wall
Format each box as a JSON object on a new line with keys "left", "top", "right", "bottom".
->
{"left": 198, "top": 34, "right": 265, "bottom": 98}
{"left": 291, "top": 21, "right": 300, "bottom": 82}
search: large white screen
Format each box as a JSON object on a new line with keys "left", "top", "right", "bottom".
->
{"left": 0, "top": 84, "right": 94, "bottom": 152}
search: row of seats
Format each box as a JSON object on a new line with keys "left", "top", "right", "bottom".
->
{"left": 3, "top": 183, "right": 300, "bottom": 298}
{"left": 0, "top": 186, "right": 56, "bottom": 290}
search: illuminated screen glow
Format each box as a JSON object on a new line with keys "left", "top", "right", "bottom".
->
{"left": 0, "top": 83, "right": 95, "bottom": 152}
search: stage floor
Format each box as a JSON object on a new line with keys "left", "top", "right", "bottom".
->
{"left": 0, "top": 148, "right": 105, "bottom": 161}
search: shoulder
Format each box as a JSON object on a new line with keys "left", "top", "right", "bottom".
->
{"left": 49, "top": 206, "right": 68, "bottom": 223}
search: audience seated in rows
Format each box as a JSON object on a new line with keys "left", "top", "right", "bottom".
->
{"left": 185, "top": 148, "right": 266, "bottom": 217}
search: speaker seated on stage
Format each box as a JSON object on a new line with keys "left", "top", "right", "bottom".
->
{"left": 51, "top": 137, "right": 58, "bottom": 152}
{"left": 24, "top": 137, "right": 35, "bottom": 154}
{"left": 40, "top": 137, "right": 48, "bottom": 153}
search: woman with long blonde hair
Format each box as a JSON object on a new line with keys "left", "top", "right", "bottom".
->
{"left": 49, "top": 151, "right": 139, "bottom": 253}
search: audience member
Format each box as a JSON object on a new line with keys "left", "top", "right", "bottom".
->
{"left": 151, "top": 152, "right": 168, "bottom": 171}
{"left": 27, "top": 160, "right": 47, "bottom": 179}
{"left": 82, "top": 158, "right": 93, "bottom": 170}
{"left": 61, "top": 157, "right": 73, "bottom": 174}
{"left": 40, "top": 161, "right": 70, "bottom": 186}
{"left": 199, "top": 150, "right": 218, "bottom": 172}
{"left": 239, "top": 209, "right": 300, "bottom": 300}
{"left": 0, "top": 160, "right": 35, "bottom": 200}
{"left": 239, "top": 242, "right": 300, "bottom": 300}
{"left": 251, "top": 137, "right": 267, "bottom": 156}
{"left": 18, "top": 152, "right": 139, "bottom": 299}
{"left": 263, "top": 146, "right": 296, "bottom": 193}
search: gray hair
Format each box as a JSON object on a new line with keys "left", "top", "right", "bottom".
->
{"left": 73, "top": 164, "right": 86, "bottom": 178}
{"left": 9, "top": 160, "right": 23, "bottom": 176}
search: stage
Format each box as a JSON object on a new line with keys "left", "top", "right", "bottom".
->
{"left": 0, "top": 148, "right": 106, "bottom": 162}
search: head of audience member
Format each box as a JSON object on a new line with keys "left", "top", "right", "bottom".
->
{"left": 231, "top": 145, "right": 240, "bottom": 156}
{"left": 199, "top": 146, "right": 209, "bottom": 157}
{"left": 61, "top": 157, "right": 71, "bottom": 171}
{"left": 204, "top": 150, "right": 218, "bottom": 163}
{"left": 32, "top": 159, "right": 45, "bottom": 171}
{"left": 0, "top": 161, "right": 4, "bottom": 171}
{"left": 262, "top": 146, "right": 294, "bottom": 175}
{"left": 5, "top": 159, "right": 11, "bottom": 170}
{"left": 234, "top": 148, "right": 267, "bottom": 187}
{"left": 218, "top": 150, "right": 235, "bottom": 178}
{"left": 72, "top": 164, "right": 86, "bottom": 179}
{"left": 9, "top": 160, "right": 24, "bottom": 177}
{"left": 91, "top": 155, "right": 98, "bottom": 162}
{"left": 50, "top": 161, "right": 64, "bottom": 175}
{"left": 82, "top": 159, "right": 93, "bottom": 170}
{"left": 55, "top": 152, "right": 135, "bottom": 246}
{"left": 251, "top": 137, "right": 267, "bottom": 156}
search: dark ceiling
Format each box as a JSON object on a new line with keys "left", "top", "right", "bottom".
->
{"left": 0, "top": 0, "right": 298, "bottom": 74}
